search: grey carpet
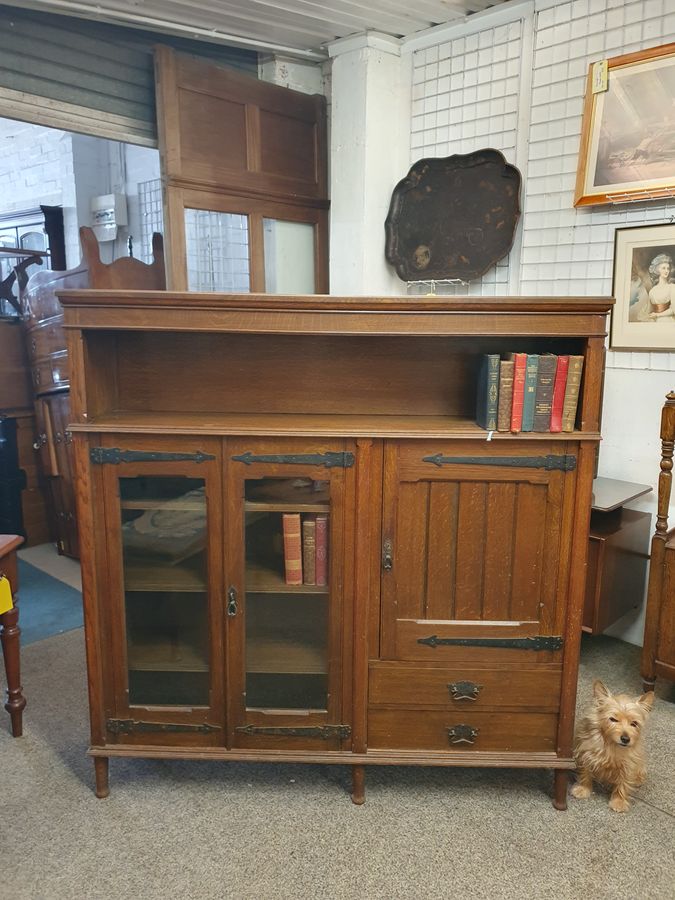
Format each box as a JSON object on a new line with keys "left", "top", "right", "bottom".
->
{"left": 1, "top": 630, "right": 673, "bottom": 900}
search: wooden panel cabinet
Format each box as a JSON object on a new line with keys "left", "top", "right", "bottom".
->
{"left": 59, "top": 290, "right": 612, "bottom": 807}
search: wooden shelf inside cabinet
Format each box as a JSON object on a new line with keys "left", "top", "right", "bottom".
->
{"left": 247, "top": 638, "right": 327, "bottom": 675}
{"left": 127, "top": 638, "right": 208, "bottom": 672}
{"left": 121, "top": 498, "right": 205, "bottom": 511}
{"left": 124, "top": 558, "right": 207, "bottom": 593}
{"left": 71, "top": 411, "right": 601, "bottom": 440}
{"left": 245, "top": 501, "right": 330, "bottom": 513}
{"left": 246, "top": 560, "right": 329, "bottom": 594}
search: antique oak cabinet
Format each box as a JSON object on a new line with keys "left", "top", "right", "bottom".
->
{"left": 59, "top": 290, "right": 612, "bottom": 808}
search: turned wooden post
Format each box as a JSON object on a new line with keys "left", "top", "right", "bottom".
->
{"left": 0, "top": 534, "right": 26, "bottom": 737}
{"left": 553, "top": 769, "right": 568, "bottom": 811}
{"left": 641, "top": 391, "right": 675, "bottom": 692}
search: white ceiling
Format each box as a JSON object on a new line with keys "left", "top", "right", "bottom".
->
{"left": 4, "top": 0, "right": 509, "bottom": 59}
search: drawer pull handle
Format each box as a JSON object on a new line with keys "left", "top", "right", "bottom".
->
{"left": 448, "top": 681, "right": 482, "bottom": 701}
{"left": 448, "top": 724, "right": 479, "bottom": 745}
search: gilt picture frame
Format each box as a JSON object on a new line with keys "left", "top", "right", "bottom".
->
{"left": 574, "top": 43, "right": 675, "bottom": 208}
{"left": 611, "top": 223, "right": 675, "bottom": 351}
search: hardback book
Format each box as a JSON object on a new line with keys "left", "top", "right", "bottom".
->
{"left": 475, "top": 353, "right": 500, "bottom": 431}
{"left": 282, "top": 513, "right": 303, "bottom": 585}
{"left": 315, "top": 513, "right": 328, "bottom": 586}
{"left": 508, "top": 352, "right": 527, "bottom": 433}
{"left": 562, "top": 355, "right": 585, "bottom": 433}
{"left": 497, "top": 359, "right": 515, "bottom": 432}
{"left": 533, "top": 353, "right": 558, "bottom": 432}
{"left": 549, "top": 355, "right": 570, "bottom": 433}
{"left": 521, "top": 355, "right": 539, "bottom": 432}
{"left": 302, "top": 515, "right": 317, "bottom": 585}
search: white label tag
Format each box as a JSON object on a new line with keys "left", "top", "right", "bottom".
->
{"left": 592, "top": 60, "right": 608, "bottom": 93}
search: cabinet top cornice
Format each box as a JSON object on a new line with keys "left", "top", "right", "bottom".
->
{"left": 58, "top": 290, "right": 614, "bottom": 315}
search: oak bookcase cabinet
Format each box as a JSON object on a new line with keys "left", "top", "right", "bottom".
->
{"left": 59, "top": 291, "right": 612, "bottom": 808}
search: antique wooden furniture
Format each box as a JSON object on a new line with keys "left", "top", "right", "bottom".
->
{"left": 641, "top": 391, "right": 675, "bottom": 692}
{"left": 0, "top": 534, "right": 26, "bottom": 736}
{"left": 21, "top": 227, "right": 166, "bottom": 558}
{"left": 583, "top": 477, "right": 652, "bottom": 635}
{"left": 0, "top": 316, "right": 51, "bottom": 544}
{"left": 59, "top": 291, "right": 612, "bottom": 807}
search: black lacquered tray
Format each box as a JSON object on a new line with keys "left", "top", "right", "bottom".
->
{"left": 384, "top": 149, "right": 521, "bottom": 282}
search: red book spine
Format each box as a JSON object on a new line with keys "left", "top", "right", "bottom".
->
{"left": 315, "top": 514, "right": 328, "bottom": 587}
{"left": 510, "top": 353, "right": 527, "bottom": 433}
{"left": 282, "top": 513, "right": 302, "bottom": 585}
{"left": 549, "top": 355, "right": 569, "bottom": 433}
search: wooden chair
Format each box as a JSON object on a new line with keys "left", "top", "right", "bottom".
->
{"left": 641, "top": 391, "right": 675, "bottom": 693}
{"left": 79, "top": 226, "right": 166, "bottom": 289}
{"left": 0, "top": 534, "right": 26, "bottom": 736}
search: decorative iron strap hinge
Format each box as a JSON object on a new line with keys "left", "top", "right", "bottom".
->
{"left": 231, "top": 451, "right": 354, "bottom": 468}
{"left": 106, "top": 718, "right": 219, "bottom": 734}
{"left": 418, "top": 635, "right": 564, "bottom": 651}
{"left": 235, "top": 724, "right": 351, "bottom": 740}
{"left": 422, "top": 453, "right": 577, "bottom": 472}
{"left": 90, "top": 448, "right": 215, "bottom": 465}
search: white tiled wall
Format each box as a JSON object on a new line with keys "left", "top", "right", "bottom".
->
{"left": 408, "top": 0, "right": 675, "bottom": 372}
{"left": 411, "top": 21, "right": 524, "bottom": 295}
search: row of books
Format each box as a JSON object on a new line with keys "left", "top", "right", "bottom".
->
{"left": 282, "top": 512, "right": 328, "bottom": 586}
{"left": 476, "top": 353, "right": 584, "bottom": 433}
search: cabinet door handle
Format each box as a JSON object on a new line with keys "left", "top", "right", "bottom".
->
{"left": 382, "top": 538, "right": 393, "bottom": 570}
{"left": 227, "top": 586, "right": 238, "bottom": 617}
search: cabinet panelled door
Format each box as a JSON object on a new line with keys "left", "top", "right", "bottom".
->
{"left": 381, "top": 440, "right": 577, "bottom": 662}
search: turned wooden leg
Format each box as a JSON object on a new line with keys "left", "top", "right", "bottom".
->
{"left": 0, "top": 601, "right": 26, "bottom": 737}
{"left": 351, "top": 765, "right": 365, "bottom": 805}
{"left": 553, "top": 769, "right": 568, "bottom": 811}
{"left": 94, "top": 757, "right": 110, "bottom": 798}
{"left": 642, "top": 677, "right": 656, "bottom": 695}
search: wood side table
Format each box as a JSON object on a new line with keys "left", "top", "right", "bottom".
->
{"left": 583, "top": 478, "right": 652, "bottom": 635}
{"left": 0, "top": 534, "right": 26, "bottom": 735}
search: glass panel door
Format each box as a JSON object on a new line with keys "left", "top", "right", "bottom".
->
{"left": 184, "top": 208, "right": 250, "bottom": 292}
{"left": 262, "top": 219, "right": 315, "bottom": 293}
{"left": 119, "top": 475, "right": 210, "bottom": 706}
{"left": 244, "top": 476, "right": 330, "bottom": 710}
{"left": 227, "top": 439, "right": 352, "bottom": 749}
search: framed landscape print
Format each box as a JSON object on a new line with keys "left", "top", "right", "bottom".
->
{"left": 575, "top": 43, "right": 675, "bottom": 207}
{"left": 611, "top": 224, "right": 675, "bottom": 351}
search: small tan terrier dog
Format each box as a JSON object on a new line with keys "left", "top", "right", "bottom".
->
{"left": 572, "top": 680, "right": 654, "bottom": 812}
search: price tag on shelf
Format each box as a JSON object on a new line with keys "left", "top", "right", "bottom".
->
{"left": 592, "top": 60, "right": 608, "bottom": 93}
{"left": 0, "top": 575, "right": 13, "bottom": 615}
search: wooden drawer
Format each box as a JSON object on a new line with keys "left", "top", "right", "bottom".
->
{"left": 369, "top": 664, "right": 561, "bottom": 711}
{"left": 368, "top": 708, "right": 558, "bottom": 752}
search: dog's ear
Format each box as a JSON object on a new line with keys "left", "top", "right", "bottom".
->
{"left": 638, "top": 691, "right": 655, "bottom": 713}
{"left": 593, "top": 680, "right": 610, "bottom": 701}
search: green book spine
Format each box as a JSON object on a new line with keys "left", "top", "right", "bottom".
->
{"left": 476, "top": 354, "right": 500, "bottom": 431}
{"left": 521, "top": 355, "right": 539, "bottom": 433}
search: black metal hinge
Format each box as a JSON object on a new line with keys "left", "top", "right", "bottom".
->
{"left": 106, "top": 719, "right": 219, "bottom": 735}
{"left": 418, "top": 635, "right": 564, "bottom": 651}
{"left": 90, "top": 448, "right": 215, "bottom": 465}
{"left": 232, "top": 451, "right": 354, "bottom": 468}
{"left": 235, "top": 724, "right": 351, "bottom": 740}
{"left": 422, "top": 453, "right": 577, "bottom": 471}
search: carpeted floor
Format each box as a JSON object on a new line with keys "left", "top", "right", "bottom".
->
{"left": 16, "top": 559, "right": 83, "bottom": 645}
{"left": 1, "top": 630, "right": 673, "bottom": 900}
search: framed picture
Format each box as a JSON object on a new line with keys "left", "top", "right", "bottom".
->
{"left": 575, "top": 43, "right": 675, "bottom": 207}
{"left": 611, "top": 224, "right": 675, "bottom": 351}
